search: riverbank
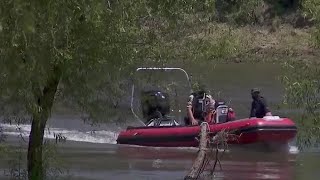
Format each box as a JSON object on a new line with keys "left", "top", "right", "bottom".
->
{"left": 48, "top": 21, "right": 319, "bottom": 117}
{"left": 183, "top": 22, "right": 318, "bottom": 64}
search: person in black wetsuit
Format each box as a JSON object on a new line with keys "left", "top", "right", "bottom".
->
{"left": 250, "top": 88, "right": 272, "bottom": 118}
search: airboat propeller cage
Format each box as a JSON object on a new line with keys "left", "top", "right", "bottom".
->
{"left": 130, "top": 67, "right": 192, "bottom": 125}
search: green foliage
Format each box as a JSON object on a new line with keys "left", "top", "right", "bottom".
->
{"left": 0, "top": 1, "right": 227, "bottom": 179}
{"left": 4, "top": 137, "right": 28, "bottom": 180}
{"left": 0, "top": 0, "right": 223, "bottom": 122}
{"left": 234, "top": 0, "right": 265, "bottom": 25}
{"left": 290, "top": 0, "right": 320, "bottom": 149}
{"left": 215, "top": 0, "right": 303, "bottom": 25}
{"left": 301, "top": 0, "right": 320, "bottom": 47}
{"left": 42, "top": 141, "right": 70, "bottom": 180}
{"left": 2, "top": 0, "right": 318, "bottom": 178}
{"left": 2, "top": 139, "right": 70, "bottom": 180}
{"left": 301, "top": 0, "right": 320, "bottom": 20}
{"left": 0, "top": 0, "right": 146, "bottom": 121}
{"left": 311, "top": 28, "right": 320, "bottom": 48}
{"left": 147, "top": 0, "right": 216, "bottom": 19}
{"left": 281, "top": 60, "right": 320, "bottom": 150}
{"left": 216, "top": 0, "right": 266, "bottom": 25}
{"left": 0, "top": 126, "right": 7, "bottom": 158}
{"left": 0, "top": 125, "right": 5, "bottom": 142}
{"left": 195, "top": 28, "right": 241, "bottom": 60}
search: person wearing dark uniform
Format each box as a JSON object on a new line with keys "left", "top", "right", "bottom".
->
{"left": 185, "top": 90, "right": 215, "bottom": 126}
{"left": 250, "top": 88, "right": 272, "bottom": 118}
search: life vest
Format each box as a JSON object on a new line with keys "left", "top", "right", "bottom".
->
{"left": 188, "top": 92, "right": 236, "bottom": 124}
{"left": 204, "top": 111, "right": 215, "bottom": 124}
{"left": 214, "top": 100, "right": 236, "bottom": 123}
{"left": 189, "top": 91, "right": 212, "bottom": 120}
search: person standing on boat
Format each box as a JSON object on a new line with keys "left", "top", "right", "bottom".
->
{"left": 250, "top": 88, "right": 272, "bottom": 118}
{"left": 185, "top": 90, "right": 216, "bottom": 125}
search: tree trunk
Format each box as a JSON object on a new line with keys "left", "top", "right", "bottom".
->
{"left": 27, "top": 117, "right": 46, "bottom": 179}
{"left": 27, "top": 67, "right": 61, "bottom": 180}
{"left": 185, "top": 123, "right": 208, "bottom": 180}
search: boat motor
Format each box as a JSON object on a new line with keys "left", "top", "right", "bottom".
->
{"left": 140, "top": 90, "right": 179, "bottom": 127}
{"left": 141, "top": 90, "right": 171, "bottom": 122}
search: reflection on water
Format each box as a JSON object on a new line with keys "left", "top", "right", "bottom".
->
{"left": 2, "top": 138, "right": 317, "bottom": 180}
{"left": 44, "top": 142, "right": 318, "bottom": 180}
{"left": 114, "top": 145, "right": 296, "bottom": 180}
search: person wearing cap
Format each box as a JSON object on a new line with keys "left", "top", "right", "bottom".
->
{"left": 250, "top": 88, "right": 272, "bottom": 118}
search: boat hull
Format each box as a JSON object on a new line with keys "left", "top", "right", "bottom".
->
{"left": 116, "top": 117, "right": 297, "bottom": 148}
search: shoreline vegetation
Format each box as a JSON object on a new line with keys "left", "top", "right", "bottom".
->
{"left": 0, "top": 0, "right": 319, "bottom": 179}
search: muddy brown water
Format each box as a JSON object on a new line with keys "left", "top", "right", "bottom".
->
{"left": 1, "top": 62, "right": 319, "bottom": 180}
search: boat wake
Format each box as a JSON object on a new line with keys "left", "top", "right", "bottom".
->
{"left": 288, "top": 144, "right": 299, "bottom": 154}
{"left": 0, "top": 123, "right": 119, "bottom": 144}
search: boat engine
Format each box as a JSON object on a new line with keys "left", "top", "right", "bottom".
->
{"left": 141, "top": 90, "right": 170, "bottom": 120}
{"left": 141, "top": 90, "right": 178, "bottom": 126}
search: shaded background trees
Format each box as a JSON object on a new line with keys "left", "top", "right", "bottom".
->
{"left": 0, "top": 0, "right": 319, "bottom": 179}
{"left": 0, "top": 0, "right": 215, "bottom": 179}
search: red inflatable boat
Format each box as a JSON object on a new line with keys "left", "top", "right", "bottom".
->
{"left": 117, "top": 67, "right": 297, "bottom": 150}
{"left": 116, "top": 116, "right": 297, "bottom": 147}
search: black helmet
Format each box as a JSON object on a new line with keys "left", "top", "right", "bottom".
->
{"left": 192, "top": 90, "right": 207, "bottom": 99}
{"left": 251, "top": 88, "right": 261, "bottom": 99}
{"left": 141, "top": 90, "right": 170, "bottom": 121}
{"left": 251, "top": 88, "right": 260, "bottom": 94}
